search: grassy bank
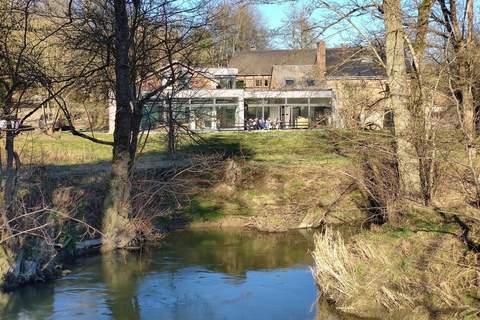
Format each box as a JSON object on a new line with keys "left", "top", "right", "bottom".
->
{"left": 169, "top": 130, "right": 367, "bottom": 229}
{"left": 16, "top": 130, "right": 363, "bottom": 230}
{"left": 312, "top": 208, "right": 480, "bottom": 319}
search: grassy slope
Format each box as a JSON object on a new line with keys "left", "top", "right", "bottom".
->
{"left": 16, "top": 130, "right": 362, "bottom": 228}
{"left": 171, "top": 131, "right": 362, "bottom": 227}
{"left": 17, "top": 132, "right": 114, "bottom": 165}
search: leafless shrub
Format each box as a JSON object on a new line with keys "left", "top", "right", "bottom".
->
{"left": 0, "top": 199, "right": 104, "bottom": 289}
{"left": 130, "top": 153, "right": 224, "bottom": 224}
{"left": 334, "top": 131, "right": 401, "bottom": 223}
{"left": 358, "top": 151, "right": 401, "bottom": 223}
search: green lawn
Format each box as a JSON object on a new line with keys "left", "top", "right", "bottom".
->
{"left": 17, "top": 132, "right": 113, "bottom": 165}
{"left": 178, "top": 130, "right": 347, "bottom": 165}
{"left": 16, "top": 129, "right": 349, "bottom": 167}
{"left": 17, "top": 131, "right": 166, "bottom": 166}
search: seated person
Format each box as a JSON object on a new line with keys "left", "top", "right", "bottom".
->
{"left": 258, "top": 118, "right": 264, "bottom": 129}
{"left": 265, "top": 118, "right": 271, "bottom": 130}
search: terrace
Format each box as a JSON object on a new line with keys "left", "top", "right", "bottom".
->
{"left": 136, "top": 88, "right": 333, "bottom": 132}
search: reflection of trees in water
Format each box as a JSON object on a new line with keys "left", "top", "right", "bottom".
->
{"left": 0, "top": 283, "right": 55, "bottom": 319}
{"left": 102, "top": 251, "right": 151, "bottom": 320}
{"left": 154, "top": 229, "right": 314, "bottom": 277}
{"left": 98, "top": 229, "right": 314, "bottom": 318}
{"left": 0, "top": 229, "right": 316, "bottom": 319}
{"left": 100, "top": 228, "right": 314, "bottom": 289}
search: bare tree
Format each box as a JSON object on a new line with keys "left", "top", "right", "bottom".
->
{"left": 56, "top": 0, "right": 212, "bottom": 249}
{"left": 0, "top": 0, "right": 92, "bottom": 286}
{"left": 199, "top": 2, "right": 270, "bottom": 66}
{"left": 279, "top": 4, "right": 316, "bottom": 49}
{"left": 0, "top": 0, "right": 55, "bottom": 252}
{"left": 308, "top": 0, "right": 450, "bottom": 212}
{"left": 382, "top": 0, "right": 420, "bottom": 204}
{"left": 433, "top": 0, "right": 479, "bottom": 204}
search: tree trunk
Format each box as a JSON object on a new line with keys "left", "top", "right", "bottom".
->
{"left": 383, "top": 0, "right": 421, "bottom": 204}
{"left": 0, "top": 126, "right": 20, "bottom": 288}
{"left": 103, "top": 0, "right": 135, "bottom": 250}
{"left": 411, "top": 0, "right": 435, "bottom": 205}
{"left": 167, "top": 101, "right": 176, "bottom": 160}
{"left": 458, "top": 52, "right": 479, "bottom": 205}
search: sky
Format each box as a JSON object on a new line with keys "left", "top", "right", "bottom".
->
{"left": 256, "top": 0, "right": 382, "bottom": 49}
{"left": 257, "top": 2, "right": 290, "bottom": 30}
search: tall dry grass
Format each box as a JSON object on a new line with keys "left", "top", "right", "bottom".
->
{"left": 311, "top": 229, "right": 358, "bottom": 303}
{"left": 311, "top": 227, "right": 479, "bottom": 318}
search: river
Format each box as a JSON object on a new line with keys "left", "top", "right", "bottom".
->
{"left": 0, "top": 228, "right": 355, "bottom": 320}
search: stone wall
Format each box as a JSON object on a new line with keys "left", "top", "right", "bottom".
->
{"left": 327, "top": 78, "right": 387, "bottom": 129}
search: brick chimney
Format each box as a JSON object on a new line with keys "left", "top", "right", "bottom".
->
{"left": 316, "top": 41, "right": 326, "bottom": 80}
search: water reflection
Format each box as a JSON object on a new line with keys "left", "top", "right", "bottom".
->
{"left": 103, "top": 251, "right": 150, "bottom": 320}
{"left": 0, "top": 228, "right": 351, "bottom": 320}
{"left": 152, "top": 228, "right": 314, "bottom": 276}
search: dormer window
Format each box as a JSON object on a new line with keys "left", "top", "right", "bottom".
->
{"left": 285, "top": 79, "right": 294, "bottom": 86}
{"left": 307, "top": 79, "right": 315, "bottom": 86}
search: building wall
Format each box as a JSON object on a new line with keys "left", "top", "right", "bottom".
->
{"left": 235, "top": 75, "right": 271, "bottom": 90}
{"left": 270, "top": 65, "right": 324, "bottom": 90}
{"left": 326, "top": 78, "right": 387, "bottom": 129}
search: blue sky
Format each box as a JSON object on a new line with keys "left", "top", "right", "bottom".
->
{"left": 257, "top": 2, "right": 290, "bottom": 29}
{"left": 256, "top": 1, "right": 382, "bottom": 49}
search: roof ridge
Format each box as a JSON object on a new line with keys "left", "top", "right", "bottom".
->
{"left": 232, "top": 46, "right": 365, "bottom": 56}
{"left": 232, "top": 48, "right": 316, "bottom": 55}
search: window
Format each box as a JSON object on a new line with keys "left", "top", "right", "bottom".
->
{"left": 287, "top": 98, "right": 308, "bottom": 104}
{"left": 307, "top": 79, "right": 316, "bottom": 86}
{"left": 174, "top": 106, "right": 190, "bottom": 125}
{"left": 245, "top": 98, "right": 263, "bottom": 105}
{"left": 216, "top": 98, "right": 238, "bottom": 104}
{"left": 190, "top": 98, "right": 214, "bottom": 105}
{"left": 310, "top": 98, "right": 328, "bottom": 104}
{"left": 246, "top": 106, "right": 262, "bottom": 120}
{"left": 285, "top": 79, "right": 294, "bottom": 86}
{"left": 141, "top": 103, "right": 164, "bottom": 130}
{"left": 179, "top": 75, "right": 191, "bottom": 88}
{"left": 256, "top": 79, "right": 263, "bottom": 87}
{"left": 218, "top": 79, "right": 233, "bottom": 89}
{"left": 263, "top": 106, "right": 280, "bottom": 120}
{"left": 217, "top": 106, "right": 237, "bottom": 129}
{"left": 192, "top": 107, "right": 213, "bottom": 130}
{"left": 264, "top": 79, "right": 269, "bottom": 87}
{"left": 291, "top": 106, "right": 309, "bottom": 128}
{"left": 265, "top": 98, "right": 285, "bottom": 104}
{"left": 236, "top": 80, "right": 245, "bottom": 89}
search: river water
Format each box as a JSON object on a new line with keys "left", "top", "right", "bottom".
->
{"left": 0, "top": 228, "right": 354, "bottom": 320}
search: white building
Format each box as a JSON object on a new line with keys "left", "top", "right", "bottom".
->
{"left": 109, "top": 42, "right": 387, "bottom": 132}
